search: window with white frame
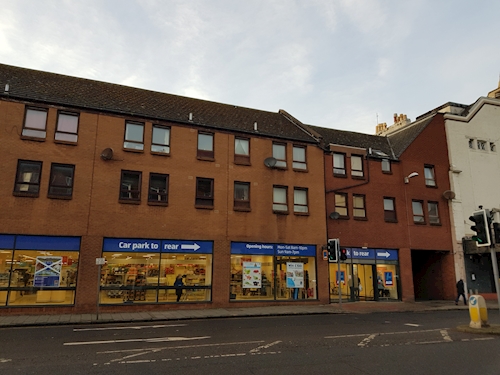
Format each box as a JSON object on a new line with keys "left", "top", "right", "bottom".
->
{"left": 293, "top": 188, "right": 308, "bottom": 214}
{"left": 292, "top": 146, "right": 307, "bottom": 170}
{"left": 334, "top": 193, "right": 348, "bottom": 217}
{"left": 353, "top": 194, "right": 366, "bottom": 218}
{"left": 333, "top": 153, "right": 346, "bottom": 176}
{"left": 273, "top": 143, "right": 287, "bottom": 168}
{"left": 351, "top": 155, "right": 364, "bottom": 177}
{"left": 273, "top": 186, "right": 288, "bottom": 212}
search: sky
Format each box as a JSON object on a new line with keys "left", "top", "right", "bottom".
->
{"left": 1, "top": 0, "right": 500, "bottom": 135}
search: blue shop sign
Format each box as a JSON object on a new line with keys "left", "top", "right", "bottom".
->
{"left": 376, "top": 249, "right": 398, "bottom": 261}
{"left": 231, "top": 242, "right": 274, "bottom": 255}
{"left": 103, "top": 238, "right": 162, "bottom": 252}
{"left": 162, "top": 240, "right": 213, "bottom": 254}
{"left": 0, "top": 235, "right": 15, "bottom": 249}
{"left": 15, "top": 235, "right": 80, "bottom": 251}
{"left": 350, "top": 248, "right": 374, "bottom": 260}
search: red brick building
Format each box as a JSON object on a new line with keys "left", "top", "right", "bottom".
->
{"left": 0, "top": 64, "right": 328, "bottom": 315}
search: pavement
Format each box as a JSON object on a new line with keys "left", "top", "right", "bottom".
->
{"left": 0, "top": 300, "right": 499, "bottom": 330}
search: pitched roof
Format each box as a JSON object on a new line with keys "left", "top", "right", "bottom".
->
{"left": 305, "top": 124, "right": 396, "bottom": 159}
{"left": 0, "top": 63, "right": 317, "bottom": 143}
{"left": 387, "top": 115, "right": 436, "bottom": 157}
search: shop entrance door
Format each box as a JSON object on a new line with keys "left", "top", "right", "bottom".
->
{"left": 356, "top": 264, "right": 375, "bottom": 301}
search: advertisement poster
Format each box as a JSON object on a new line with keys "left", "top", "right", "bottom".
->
{"left": 242, "top": 262, "right": 261, "bottom": 289}
{"left": 33, "top": 256, "right": 62, "bottom": 287}
{"left": 286, "top": 262, "right": 304, "bottom": 288}
{"left": 384, "top": 271, "right": 393, "bottom": 286}
{"left": 336, "top": 271, "right": 345, "bottom": 285}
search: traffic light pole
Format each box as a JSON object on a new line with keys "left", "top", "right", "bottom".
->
{"left": 337, "top": 248, "right": 342, "bottom": 308}
{"left": 488, "top": 219, "right": 500, "bottom": 314}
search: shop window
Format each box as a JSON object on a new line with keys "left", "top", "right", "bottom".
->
{"left": 55, "top": 111, "right": 79, "bottom": 143}
{"left": 353, "top": 194, "right": 366, "bottom": 218}
{"left": 428, "top": 201, "right": 440, "bottom": 225}
{"left": 381, "top": 158, "right": 391, "bottom": 173}
{"left": 234, "top": 181, "right": 250, "bottom": 211}
{"left": 351, "top": 155, "right": 364, "bottom": 178}
{"left": 273, "top": 143, "right": 287, "bottom": 168}
{"left": 196, "top": 177, "right": 214, "bottom": 208}
{"left": 334, "top": 193, "right": 348, "bottom": 217}
{"left": 333, "top": 153, "right": 346, "bottom": 176}
{"left": 230, "top": 255, "right": 274, "bottom": 300}
{"left": 384, "top": 197, "right": 397, "bottom": 222}
{"left": 123, "top": 121, "right": 144, "bottom": 151}
{"left": 197, "top": 132, "right": 214, "bottom": 159}
{"left": 292, "top": 145, "right": 307, "bottom": 170}
{"left": 293, "top": 188, "right": 308, "bottom": 214}
{"left": 48, "top": 163, "right": 75, "bottom": 199}
{"left": 151, "top": 125, "right": 170, "bottom": 154}
{"left": 424, "top": 165, "right": 436, "bottom": 187}
{"left": 234, "top": 137, "right": 250, "bottom": 165}
{"left": 14, "top": 160, "right": 42, "bottom": 196}
{"left": 148, "top": 173, "right": 168, "bottom": 205}
{"left": 120, "top": 170, "right": 141, "bottom": 202}
{"left": 22, "top": 107, "right": 47, "bottom": 139}
{"left": 412, "top": 200, "right": 425, "bottom": 224}
{"left": 273, "top": 186, "right": 288, "bottom": 213}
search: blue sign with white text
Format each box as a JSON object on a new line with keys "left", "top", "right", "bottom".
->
{"left": 162, "top": 240, "right": 213, "bottom": 254}
{"left": 103, "top": 238, "right": 213, "bottom": 253}
{"left": 231, "top": 242, "right": 316, "bottom": 256}
{"left": 376, "top": 249, "right": 398, "bottom": 261}
{"left": 350, "top": 248, "right": 375, "bottom": 260}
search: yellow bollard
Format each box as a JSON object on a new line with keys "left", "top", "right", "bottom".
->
{"left": 469, "top": 295, "right": 489, "bottom": 328}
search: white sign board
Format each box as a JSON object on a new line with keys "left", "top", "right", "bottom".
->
{"left": 286, "top": 262, "right": 304, "bottom": 288}
{"left": 242, "top": 262, "right": 261, "bottom": 288}
{"left": 96, "top": 258, "right": 106, "bottom": 265}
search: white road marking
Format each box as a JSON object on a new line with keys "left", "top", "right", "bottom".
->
{"left": 64, "top": 336, "right": 210, "bottom": 346}
{"left": 404, "top": 323, "right": 420, "bottom": 327}
{"left": 73, "top": 324, "right": 186, "bottom": 332}
{"left": 358, "top": 334, "right": 377, "bottom": 347}
{"left": 325, "top": 328, "right": 446, "bottom": 339}
{"left": 440, "top": 330, "right": 452, "bottom": 342}
{"left": 117, "top": 351, "right": 280, "bottom": 365}
{"left": 249, "top": 340, "right": 282, "bottom": 353}
{"left": 0, "top": 359, "right": 12, "bottom": 363}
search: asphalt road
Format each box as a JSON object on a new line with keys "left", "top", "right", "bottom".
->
{"left": 1, "top": 311, "right": 499, "bottom": 375}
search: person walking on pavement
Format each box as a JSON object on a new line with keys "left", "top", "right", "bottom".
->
{"left": 455, "top": 278, "right": 467, "bottom": 305}
{"left": 174, "top": 274, "right": 184, "bottom": 302}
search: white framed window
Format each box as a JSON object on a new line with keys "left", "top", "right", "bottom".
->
{"left": 351, "top": 155, "right": 364, "bottom": 177}
{"left": 273, "top": 186, "right": 288, "bottom": 212}
{"left": 293, "top": 188, "right": 308, "bottom": 213}
{"left": 292, "top": 146, "right": 307, "bottom": 170}
{"left": 273, "top": 143, "right": 287, "bottom": 168}
{"left": 333, "top": 153, "right": 346, "bottom": 175}
{"left": 353, "top": 195, "right": 366, "bottom": 218}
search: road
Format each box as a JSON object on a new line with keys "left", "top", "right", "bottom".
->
{"left": 0, "top": 311, "right": 499, "bottom": 375}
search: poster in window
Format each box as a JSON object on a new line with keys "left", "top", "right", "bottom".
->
{"left": 242, "top": 262, "right": 261, "bottom": 289}
{"left": 286, "top": 262, "right": 304, "bottom": 288}
{"left": 384, "top": 271, "right": 393, "bottom": 286}
{"left": 336, "top": 271, "right": 345, "bottom": 285}
{"left": 34, "top": 256, "right": 62, "bottom": 287}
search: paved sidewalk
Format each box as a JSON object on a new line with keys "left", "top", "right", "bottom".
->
{"left": 1, "top": 300, "right": 497, "bottom": 328}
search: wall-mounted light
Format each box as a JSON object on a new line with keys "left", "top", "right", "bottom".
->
{"left": 404, "top": 172, "right": 419, "bottom": 184}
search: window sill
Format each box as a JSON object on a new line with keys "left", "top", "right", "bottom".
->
{"left": 273, "top": 210, "right": 289, "bottom": 215}
{"left": 48, "top": 195, "right": 72, "bottom": 200}
{"left": 382, "top": 171, "right": 393, "bottom": 175}
{"left": 293, "top": 168, "right": 308, "bottom": 173}
{"left": 425, "top": 185, "right": 438, "bottom": 189}
{"left": 273, "top": 166, "right": 288, "bottom": 171}
{"left": 351, "top": 176, "right": 365, "bottom": 180}
{"left": 197, "top": 156, "right": 215, "bottom": 162}
{"left": 414, "top": 221, "right": 426, "bottom": 225}
{"left": 54, "top": 140, "right": 77, "bottom": 146}
{"left": 353, "top": 217, "right": 368, "bottom": 221}
{"left": 430, "top": 222, "right": 442, "bottom": 226}
{"left": 384, "top": 219, "right": 398, "bottom": 223}
{"left": 195, "top": 205, "right": 214, "bottom": 210}
{"left": 119, "top": 199, "right": 141, "bottom": 205}
{"left": 148, "top": 201, "right": 169, "bottom": 207}
{"left": 20, "top": 135, "right": 46, "bottom": 142}
{"left": 234, "top": 161, "right": 251, "bottom": 166}
{"left": 13, "top": 192, "right": 39, "bottom": 198}
{"left": 234, "top": 207, "right": 251, "bottom": 212}
{"left": 294, "top": 212, "right": 309, "bottom": 216}
{"left": 151, "top": 151, "right": 171, "bottom": 157}
{"left": 333, "top": 173, "right": 347, "bottom": 178}
{"left": 337, "top": 215, "right": 350, "bottom": 220}
{"left": 123, "top": 148, "right": 144, "bottom": 153}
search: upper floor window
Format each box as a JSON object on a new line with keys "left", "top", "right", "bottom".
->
{"left": 273, "top": 143, "right": 287, "bottom": 168}
{"left": 490, "top": 142, "right": 496, "bottom": 152}
{"left": 424, "top": 165, "right": 436, "bottom": 187}
{"left": 468, "top": 138, "right": 475, "bottom": 149}
{"left": 151, "top": 125, "right": 170, "bottom": 154}
{"left": 120, "top": 170, "right": 141, "bottom": 202}
{"left": 353, "top": 194, "right": 366, "bottom": 218}
{"left": 333, "top": 153, "right": 346, "bottom": 176}
{"left": 412, "top": 200, "right": 425, "bottom": 224}
{"left": 292, "top": 146, "right": 307, "bottom": 170}
{"left": 428, "top": 201, "right": 440, "bottom": 225}
{"left": 293, "top": 188, "right": 308, "bottom": 214}
{"left": 234, "top": 181, "right": 250, "bottom": 210}
{"left": 48, "top": 163, "right": 74, "bottom": 199}
{"left": 55, "top": 112, "right": 79, "bottom": 143}
{"left": 334, "top": 193, "right": 348, "bottom": 217}
{"left": 273, "top": 186, "right": 288, "bottom": 213}
{"left": 14, "top": 160, "right": 42, "bottom": 196}
{"left": 196, "top": 177, "right": 214, "bottom": 208}
{"left": 22, "top": 107, "right": 47, "bottom": 139}
{"left": 234, "top": 137, "right": 250, "bottom": 165}
{"left": 383, "top": 197, "right": 397, "bottom": 222}
{"left": 198, "top": 132, "right": 214, "bottom": 159}
{"left": 124, "top": 121, "right": 144, "bottom": 151}
{"left": 351, "top": 155, "right": 364, "bottom": 178}
{"left": 381, "top": 159, "right": 391, "bottom": 173}
{"left": 477, "top": 140, "right": 486, "bottom": 150}
{"left": 148, "top": 173, "right": 168, "bottom": 204}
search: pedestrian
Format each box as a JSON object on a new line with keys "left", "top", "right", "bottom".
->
{"left": 455, "top": 278, "right": 467, "bottom": 305}
{"left": 174, "top": 274, "right": 184, "bottom": 302}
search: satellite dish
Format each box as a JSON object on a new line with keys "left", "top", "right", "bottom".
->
{"left": 442, "top": 190, "right": 456, "bottom": 200}
{"left": 100, "top": 148, "right": 114, "bottom": 161}
{"left": 329, "top": 212, "right": 340, "bottom": 220}
{"left": 264, "top": 157, "right": 277, "bottom": 168}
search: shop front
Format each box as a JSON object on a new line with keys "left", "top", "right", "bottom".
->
{"left": 99, "top": 238, "right": 213, "bottom": 304}
{"left": 230, "top": 242, "right": 317, "bottom": 301}
{"left": 0, "top": 234, "right": 80, "bottom": 307}
{"left": 329, "top": 247, "right": 400, "bottom": 302}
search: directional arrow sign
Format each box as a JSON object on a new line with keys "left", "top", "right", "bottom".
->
{"left": 181, "top": 243, "right": 200, "bottom": 251}
{"left": 378, "top": 251, "right": 390, "bottom": 258}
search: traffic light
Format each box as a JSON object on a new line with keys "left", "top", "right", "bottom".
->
{"left": 469, "top": 209, "right": 491, "bottom": 247}
{"left": 327, "top": 239, "right": 339, "bottom": 262}
{"left": 339, "top": 248, "right": 348, "bottom": 261}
